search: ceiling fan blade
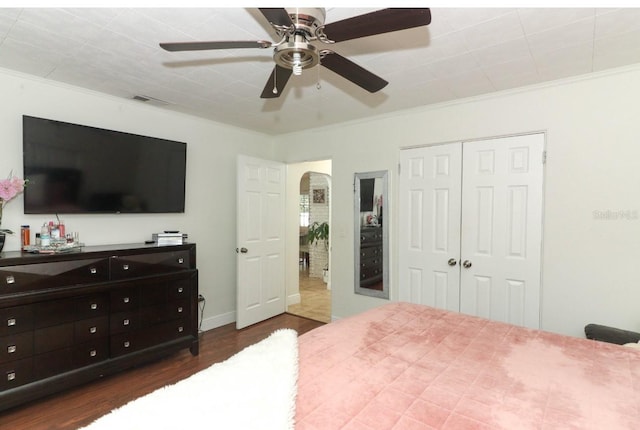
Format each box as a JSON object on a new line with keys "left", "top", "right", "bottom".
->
{"left": 160, "top": 40, "right": 272, "bottom": 52}
{"left": 260, "top": 65, "right": 293, "bottom": 99}
{"left": 322, "top": 8, "right": 431, "bottom": 43}
{"left": 259, "top": 8, "right": 293, "bottom": 28}
{"left": 320, "top": 51, "right": 388, "bottom": 93}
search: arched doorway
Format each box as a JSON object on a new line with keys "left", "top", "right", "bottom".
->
{"left": 286, "top": 165, "right": 331, "bottom": 323}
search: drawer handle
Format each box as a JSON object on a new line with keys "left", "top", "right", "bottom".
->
{"left": 123, "top": 297, "right": 130, "bottom": 304}
{"left": 5, "top": 275, "right": 15, "bottom": 285}
{"left": 90, "top": 267, "right": 97, "bottom": 274}
{"left": 177, "top": 306, "right": 183, "bottom": 313}
{"left": 7, "top": 372, "right": 16, "bottom": 381}
{"left": 177, "top": 287, "right": 184, "bottom": 293}
{"left": 177, "top": 258, "right": 184, "bottom": 264}
{"left": 7, "top": 318, "right": 16, "bottom": 327}
{"left": 124, "top": 341, "right": 130, "bottom": 348}
{"left": 178, "top": 326, "right": 184, "bottom": 333}
{"left": 90, "top": 326, "right": 97, "bottom": 334}
{"left": 91, "top": 303, "right": 98, "bottom": 310}
{"left": 122, "top": 264, "right": 129, "bottom": 271}
{"left": 7, "top": 345, "right": 17, "bottom": 354}
{"left": 90, "top": 350, "right": 97, "bottom": 357}
{"left": 123, "top": 319, "right": 130, "bottom": 326}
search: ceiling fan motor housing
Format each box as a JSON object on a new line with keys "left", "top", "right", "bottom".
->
{"left": 274, "top": 8, "right": 326, "bottom": 73}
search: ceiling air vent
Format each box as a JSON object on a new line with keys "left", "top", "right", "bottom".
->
{"left": 132, "top": 94, "right": 170, "bottom": 106}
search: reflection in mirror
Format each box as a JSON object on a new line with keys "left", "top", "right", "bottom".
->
{"left": 354, "top": 170, "right": 389, "bottom": 299}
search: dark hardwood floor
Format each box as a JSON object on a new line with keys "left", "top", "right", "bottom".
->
{"left": 0, "top": 313, "right": 324, "bottom": 430}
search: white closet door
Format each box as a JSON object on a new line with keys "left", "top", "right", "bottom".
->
{"left": 398, "top": 133, "right": 545, "bottom": 329}
{"left": 459, "top": 134, "right": 544, "bottom": 328}
{"left": 398, "top": 143, "right": 462, "bottom": 311}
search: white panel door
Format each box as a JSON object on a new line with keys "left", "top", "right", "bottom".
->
{"left": 459, "top": 134, "right": 544, "bottom": 328}
{"left": 236, "top": 155, "right": 286, "bottom": 329}
{"left": 398, "top": 144, "right": 462, "bottom": 311}
{"left": 398, "top": 133, "right": 544, "bottom": 329}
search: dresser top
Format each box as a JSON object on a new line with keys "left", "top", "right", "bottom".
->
{"left": 0, "top": 242, "right": 195, "bottom": 266}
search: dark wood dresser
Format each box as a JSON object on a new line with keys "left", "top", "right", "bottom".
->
{"left": 359, "top": 227, "right": 383, "bottom": 287}
{"left": 0, "top": 243, "right": 198, "bottom": 412}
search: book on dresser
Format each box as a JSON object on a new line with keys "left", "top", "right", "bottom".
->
{"left": 0, "top": 242, "right": 199, "bottom": 412}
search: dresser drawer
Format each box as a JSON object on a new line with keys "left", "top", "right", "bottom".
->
{"left": 110, "top": 311, "right": 140, "bottom": 335}
{"left": 73, "top": 338, "right": 109, "bottom": 368}
{"left": 1, "top": 357, "right": 33, "bottom": 391}
{"left": 0, "top": 258, "right": 109, "bottom": 293}
{"left": 0, "top": 332, "right": 33, "bottom": 364}
{"left": 34, "top": 323, "right": 74, "bottom": 354}
{"left": 33, "top": 300, "right": 76, "bottom": 329}
{"left": 0, "top": 305, "right": 34, "bottom": 337}
{"left": 110, "top": 318, "right": 191, "bottom": 357}
{"left": 169, "top": 280, "right": 190, "bottom": 300}
{"left": 33, "top": 348, "right": 74, "bottom": 380}
{"left": 110, "top": 250, "right": 191, "bottom": 280}
{"left": 140, "top": 280, "right": 169, "bottom": 307}
{"left": 139, "top": 300, "right": 189, "bottom": 326}
{"left": 360, "top": 267, "right": 382, "bottom": 282}
{"left": 111, "top": 287, "right": 140, "bottom": 313}
{"left": 74, "top": 315, "right": 109, "bottom": 344}
{"left": 75, "top": 294, "right": 109, "bottom": 319}
{"left": 360, "top": 227, "right": 383, "bottom": 245}
{"left": 359, "top": 245, "right": 382, "bottom": 260}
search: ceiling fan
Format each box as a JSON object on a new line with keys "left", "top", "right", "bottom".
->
{"left": 159, "top": 8, "right": 431, "bottom": 99}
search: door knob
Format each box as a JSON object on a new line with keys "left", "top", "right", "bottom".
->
{"left": 236, "top": 247, "right": 248, "bottom": 254}
{"left": 462, "top": 260, "right": 472, "bottom": 268}
{"left": 447, "top": 258, "right": 457, "bottom": 266}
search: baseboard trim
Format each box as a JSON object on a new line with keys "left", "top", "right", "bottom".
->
{"left": 200, "top": 311, "right": 236, "bottom": 332}
{"left": 287, "top": 293, "right": 301, "bottom": 306}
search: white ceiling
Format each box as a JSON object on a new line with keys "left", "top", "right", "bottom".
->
{"left": 1, "top": 7, "right": 640, "bottom": 135}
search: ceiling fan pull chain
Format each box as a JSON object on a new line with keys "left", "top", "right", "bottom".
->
{"left": 272, "top": 66, "right": 278, "bottom": 94}
{"left": 316, "top": 65, "right": 321, "bottom": 90}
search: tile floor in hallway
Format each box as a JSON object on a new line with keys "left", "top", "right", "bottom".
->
{"left": 288, "top": 266, "right": 331, "bottom": 323}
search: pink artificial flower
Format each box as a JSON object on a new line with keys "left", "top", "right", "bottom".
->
{"left": 0, "top": 174, "right": 27, "bottom": 203}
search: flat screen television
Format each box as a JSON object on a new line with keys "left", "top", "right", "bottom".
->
{"left": 22, "top": 115, "right": 187, "bottom": 214}
{"left": 360, "top": 178, "right": 375, "bottom": 212}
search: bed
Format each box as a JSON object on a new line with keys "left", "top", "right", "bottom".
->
{"left": 295, "top": 302, "right": 640, "bottom": 429}
{"left": 82, "top": 302, "right": 639, "bottom": 429}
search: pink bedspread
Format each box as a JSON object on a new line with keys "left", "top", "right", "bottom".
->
{"left": 296, "top": 302, "right": 640, "bottom": 429}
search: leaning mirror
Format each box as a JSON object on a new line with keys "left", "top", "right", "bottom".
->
{"left": 354, "top": 170, "right": 389, "bottom": 299}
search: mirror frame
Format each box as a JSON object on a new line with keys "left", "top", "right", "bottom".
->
{"left": 354, "top": 170, "right": 389, "bottom": 299}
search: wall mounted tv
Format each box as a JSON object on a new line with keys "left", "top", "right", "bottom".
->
{"left": 23, "top": 115, "right": 187, "bottom": 214}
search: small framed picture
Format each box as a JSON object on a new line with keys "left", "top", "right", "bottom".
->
{"left": 312, "top": 188, "right": 327, "bottom": 204}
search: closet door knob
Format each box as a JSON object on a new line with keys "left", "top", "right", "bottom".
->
{"left": 447, "top": 258, "right": 457, "bottom": 266}
{"left": 462, "top": 260, "right": 472, "bottom": 268}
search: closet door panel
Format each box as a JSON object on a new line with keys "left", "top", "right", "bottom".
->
{"left": 460, "top": 134, "right": 544, "bottom": 329}
{"left": 399, "top": 144, "right": 462, "bottom": 311}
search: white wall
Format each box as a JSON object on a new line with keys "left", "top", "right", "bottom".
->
{"left": 275, "top": 64, "right": 640, "bottom": 338}
{"left": 6, "top": 63, "right": 640, "bottom": 339}
{"left": 0, "top": 68, "right": 275, "bottom": 329}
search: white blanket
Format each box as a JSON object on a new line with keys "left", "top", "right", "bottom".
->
{"left": 81, "top": 329, "right": 299, "bottom": 430}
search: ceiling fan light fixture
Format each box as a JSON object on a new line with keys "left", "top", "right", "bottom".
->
{"left": 292, "top": 52, "right": 303, "bottom": 75}
{"left": 273, "top": 36, "right": 319, "bottom": 73}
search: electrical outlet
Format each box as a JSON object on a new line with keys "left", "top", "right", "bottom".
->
{"left": 198, "top": 294, "right": 205, "bottom": 303}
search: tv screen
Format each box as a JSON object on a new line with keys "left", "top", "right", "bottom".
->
{"left": 360, "top": 178, "right": 375, "bottom": 212}
{"left": 22, "top": 115, "right": 186, "bottom": 214}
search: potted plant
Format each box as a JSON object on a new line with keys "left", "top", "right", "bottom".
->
{"left": 307, "top": 221, "right": 329, "bottom": 282}
{"left": 307, "top": 221, "right": 329, "bottom": 249}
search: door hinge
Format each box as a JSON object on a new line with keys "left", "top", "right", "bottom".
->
{"left": 398, "top": 163, "right": 401, "bottom": 175}
{"left": 542, "top": 150, "right": 547, "bottom": 164}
